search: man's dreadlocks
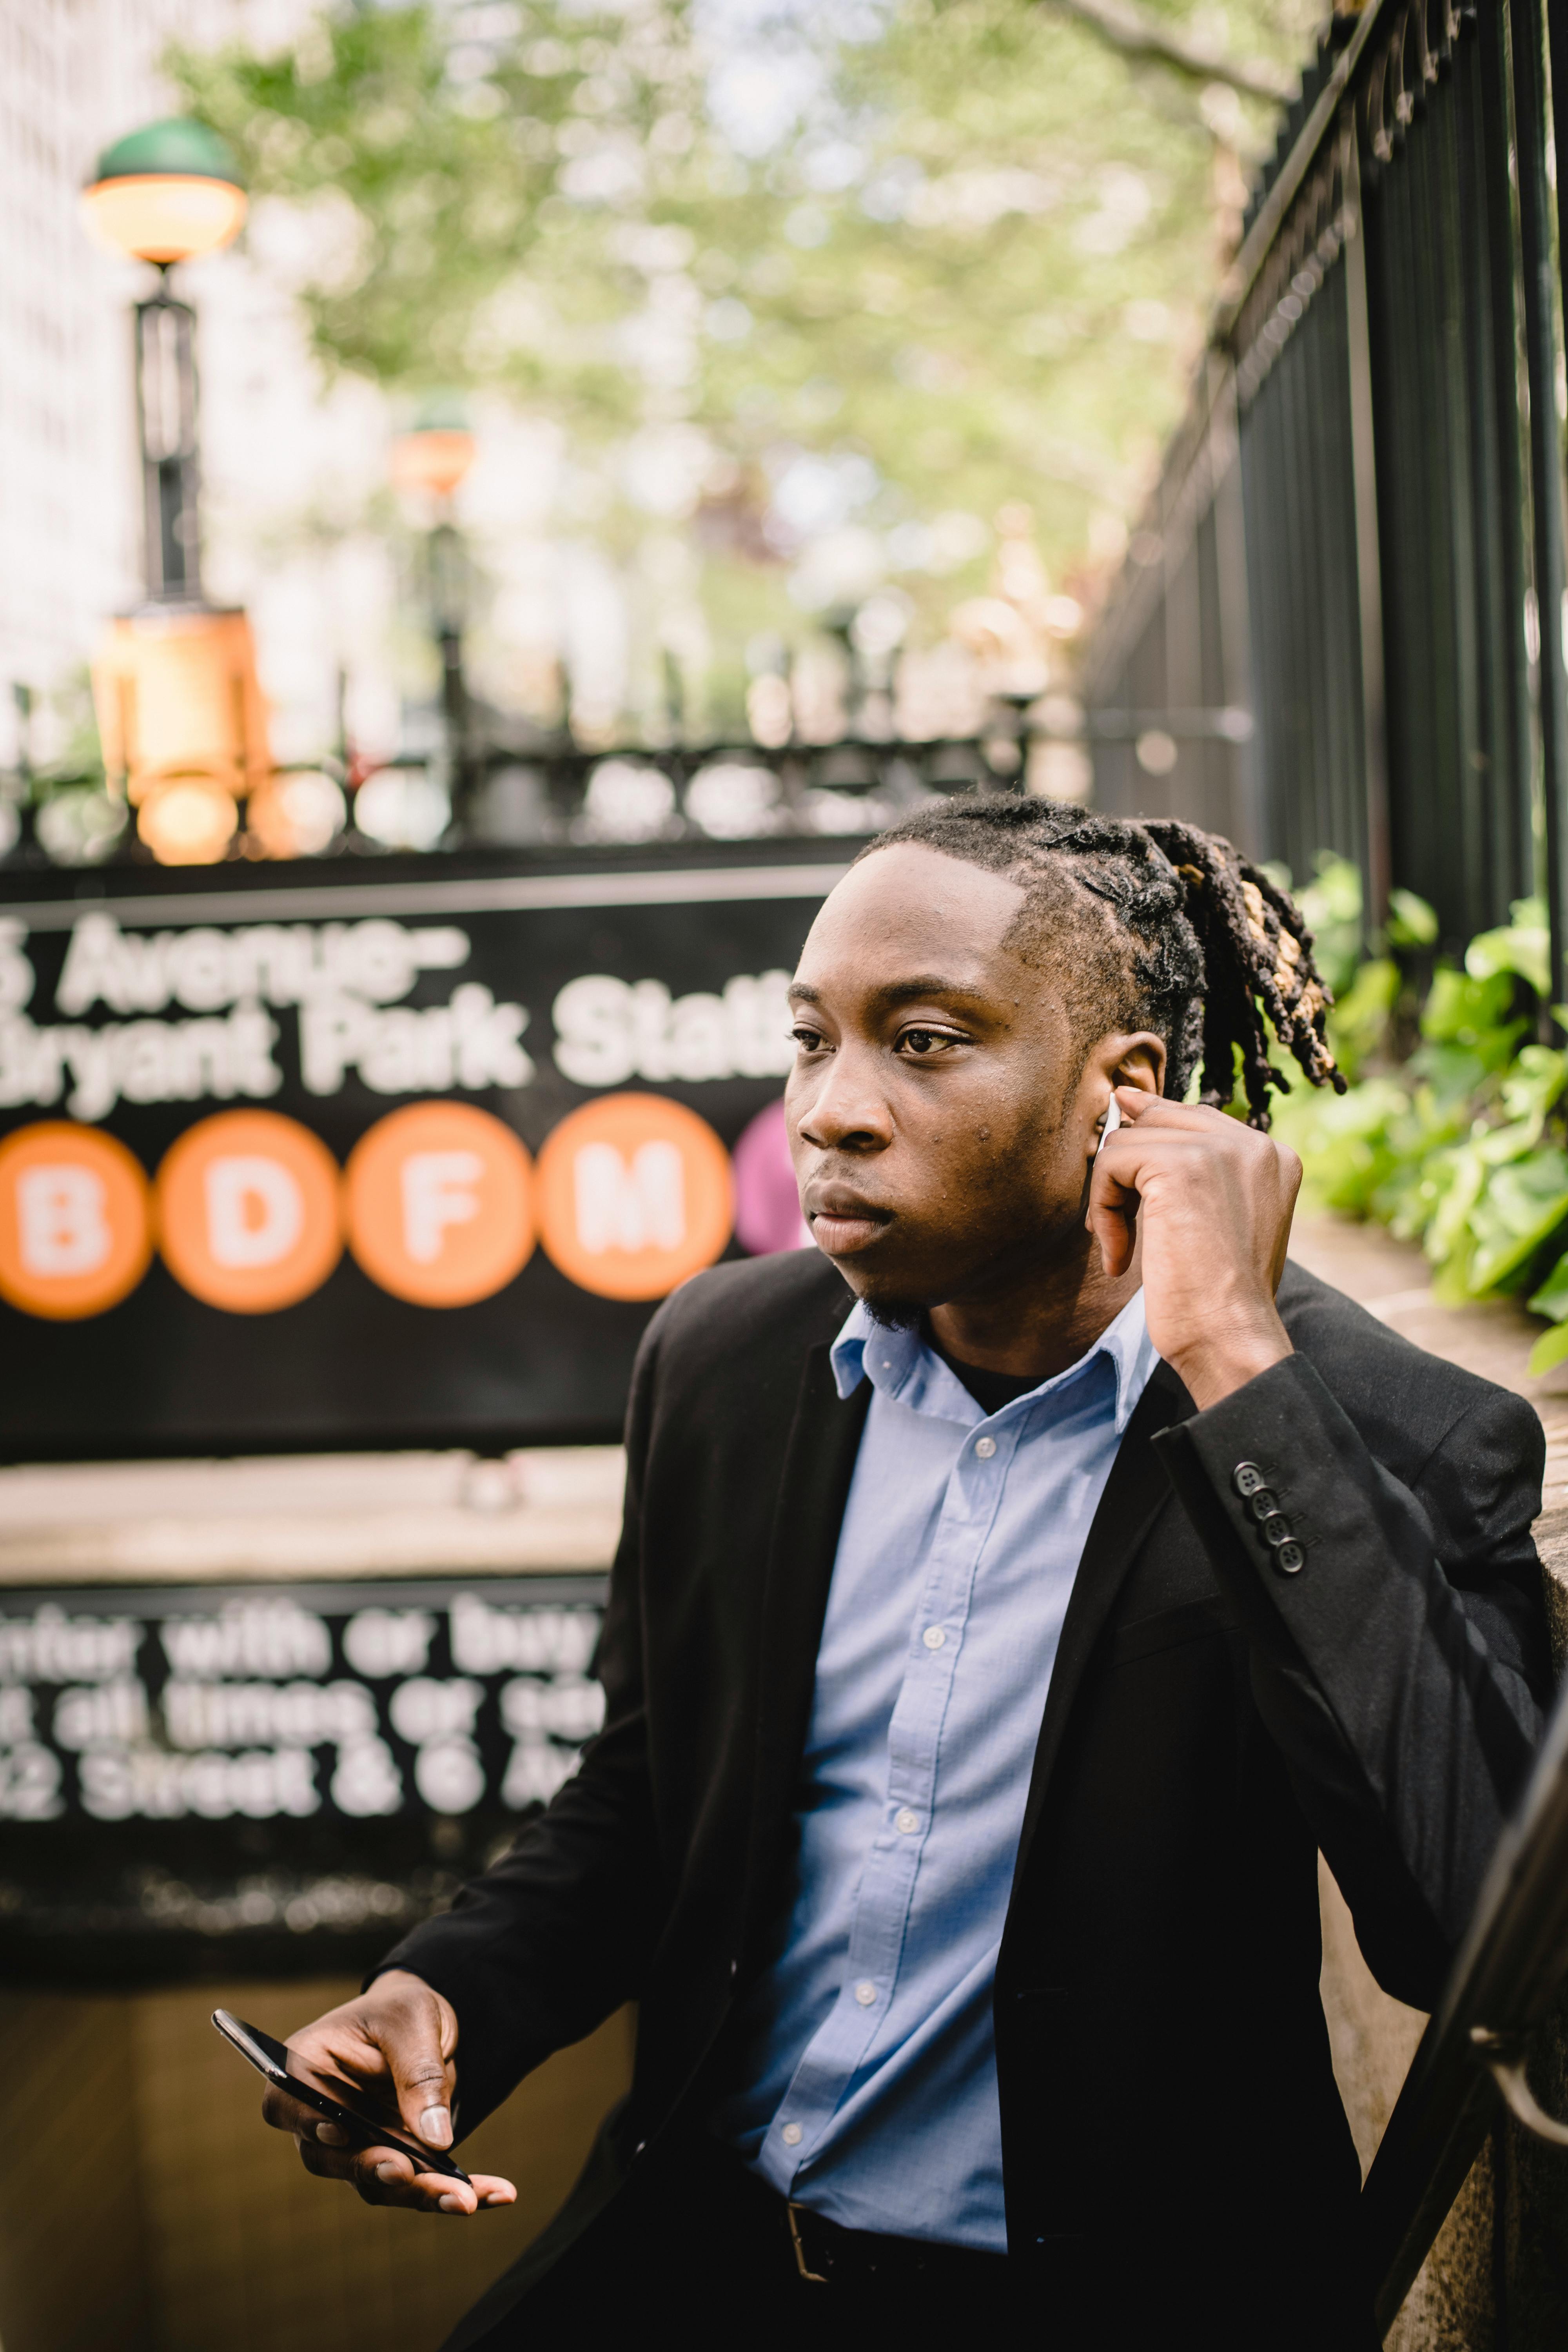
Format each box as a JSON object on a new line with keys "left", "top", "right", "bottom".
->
{"left": 855, "top": 796, "right": 1347, "bottom": 1130}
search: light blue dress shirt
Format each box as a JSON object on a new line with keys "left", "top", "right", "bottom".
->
{"left": 714, "top": 1288, "right": 1158, "bottom": 2251}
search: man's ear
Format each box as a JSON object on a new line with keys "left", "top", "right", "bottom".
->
{"left": 1105, "top": 1033, "right": 1166, "bottom": 1098}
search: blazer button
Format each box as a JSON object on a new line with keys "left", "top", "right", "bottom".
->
{"left": 1276, "top": 1540, "right": 1305, "bottom": 1574}
{"left": 1258, "top": 1514, "right": 1294, "bottom": 1548}
{"left": 1247, "top": 1489, "right": 1280, "bottom": 1522}
{"left": 1232, "top": 1462, "right": 1265, "bottom": 1498}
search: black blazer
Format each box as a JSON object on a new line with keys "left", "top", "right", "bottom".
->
{"left": 382, "top": 1253, "right": 1549, "bottom": 2346}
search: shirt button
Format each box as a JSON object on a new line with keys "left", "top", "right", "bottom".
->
{"left": 974, "top": 1435, "right": 996, "bottom": 1458}
{"left": 854, "top": 1980, "right": 877, "bottom": 2006}
{"left": 782, "top": 2122, "right": 803, "bottom": 2146}
{"left": 896, "top": 1808, "right": 919, "bottom": 1834}
{"left": 922, "top": 1625, "right": 946, "bottom": 1650}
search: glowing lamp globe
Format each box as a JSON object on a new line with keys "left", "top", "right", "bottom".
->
{"left": 390, "top": 428, "right": 478, "bottom": 503}
{"left": 82, "top": 119, "right": 247, "bottom": 266}
{"left": 136, "top": 778, "right": 240, "bottom": 866}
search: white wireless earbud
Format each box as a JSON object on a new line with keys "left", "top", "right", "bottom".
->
{"left": 1095, "top": 1094, "right": 1122, "bottom": 1157}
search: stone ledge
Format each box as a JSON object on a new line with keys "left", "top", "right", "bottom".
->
{"left": 0, "top": 1447, "right": 625, "bottom": 1584}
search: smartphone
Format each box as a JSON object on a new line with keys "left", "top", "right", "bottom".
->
{"left": 212, "top": 2007, "right": 471, "bottom": 2184}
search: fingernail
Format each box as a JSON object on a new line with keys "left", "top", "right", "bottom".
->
{"left": 420, "top": 2106, "right": 453, "bottom": 2149}
{"left": 376, "top": 2161, "right": 401, "bottom": 2185}
{"left": 316, "top": 2122, "right": 349, "bottom": 2147}
{"left": 438, "top": 2193, "right": 464, "bottom": 2213}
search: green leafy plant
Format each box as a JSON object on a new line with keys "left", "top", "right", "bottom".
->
{"left": 1276, "top": 875, "right": 1568, "bottom": 1368}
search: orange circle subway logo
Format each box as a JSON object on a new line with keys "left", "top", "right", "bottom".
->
{"left": 535, "top": 1093, "right": 733, "bottom": 1301}
{"left": 155, "top": 1111, "right": 343, "bottom": 1313}
{"left": 0, "top": 1123, "right": 152, "bottom": 1319}
{"left": 344, "top": 1101, "right": 535, "bottom": 1308}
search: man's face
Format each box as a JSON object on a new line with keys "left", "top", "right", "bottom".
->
{"left": 785, "top": 843, "right": 1153, "bottom": 1317}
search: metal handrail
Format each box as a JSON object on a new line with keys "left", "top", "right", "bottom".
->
{"left": 1363, "top": 1669, "right": 1568, "bottom": 2330}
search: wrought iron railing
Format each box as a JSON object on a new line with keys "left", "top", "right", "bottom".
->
{"left": 0, "top": 733, "right": 1030, "bottom": 872}
{"left": 1083, "top": 0, "right": 1568, "bottom": 975}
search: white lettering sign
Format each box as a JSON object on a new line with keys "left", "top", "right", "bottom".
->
{"left": 161, "top": 1679, "right": 378, "bottom": 1751}
{"left": 0, "top": 1606, "right": 142, "bottom": 1685}
{"left": 160, "top": 1601, "right": 331, "bottom": 1682}
{"left": 53, "top": 1680, "right": 148, "bottom": 1749}
{"left": 449, "top": 1596, "right": 599, "bottom": 1676}
{"left": 401, "top": 1151, "right": 484, "bottom": 1263}
{"left": 1, "top": 918, "right": 789, "bottom": 1120}
{"left": 56, "top": 914, "right": 470, "bottom": 1017}
{"left": 0, "top": 1004, "right": 283, "bottom": 1123}
{"left": 552, "top": 970, "right": 794, "bottom": 1086}
{"left": 502, "top": 1737, "right": 576, "bottom": 1810}
{"left": 205, "top": 1156, "right": 303, "bottom": 1269}
{"left": 79, "top": 1743, "right": 320, "bottom": 1822}
{"left": 573, "top": 1140, "right": 684, "bottom": 1254}
{"left": 298, "top": 984, "right": 533, "bottom": 1097}
{"left": 18, "top": 1165, "right": 110, "bottom": 1275}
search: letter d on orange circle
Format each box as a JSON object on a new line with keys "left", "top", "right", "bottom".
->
{"left": 156, "top": 1111, "right": 343, "bottom": 1312}
{"left": 0, "top": 1122, "right": 152, "bottom": 1319}
{"left": 345, "top": 1102, "right": 534, "bottom": 1307}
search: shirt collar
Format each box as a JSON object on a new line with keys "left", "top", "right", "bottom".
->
{"left": 829, "top": 1286, "right": 1157, "bottom": 1437}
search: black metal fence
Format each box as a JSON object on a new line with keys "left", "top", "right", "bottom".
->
{"left": 0, "top": 734, "right": 1029, "bottom": 873}
{"left": 1084, "top": 0, "right": 1568, "bottom": 971}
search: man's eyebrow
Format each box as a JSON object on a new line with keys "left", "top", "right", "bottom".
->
{"left": 873, "top": 976, "right": 989, "bottom": 1005}
{"left": 786, "top": 976, "right": 994, "bottom": 1008}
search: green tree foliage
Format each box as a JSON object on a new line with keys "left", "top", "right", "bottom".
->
{"left": 174, "top": 4, "right": 703, "bottom": 427}
{"left": 172, "top": 0, "right": 1313, "bottom": 604}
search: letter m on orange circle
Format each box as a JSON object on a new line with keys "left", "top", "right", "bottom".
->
{"left": 537, "top": 1094, "right": 732, "bottom": 1301}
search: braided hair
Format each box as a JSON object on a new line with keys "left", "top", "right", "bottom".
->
{"left": 855, "top": 797, "right": 1345, "bottom": 1129}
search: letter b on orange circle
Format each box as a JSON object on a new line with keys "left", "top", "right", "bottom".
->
{"left": 156, "top": 1111, "right": 343, "bottom": 1313}
{"left": 0, "top": 1123, "right": 152, "bottom": 1319}
{"left": 536, "top": 1093, "right": 733, "bottom": 1300}
{"left": 345, "top": 1102, "right": 534, "bottom": 1307}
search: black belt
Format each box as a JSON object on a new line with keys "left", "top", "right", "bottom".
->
{"left": 772, "top": 2190, "right": 1009, "bottom": 2287}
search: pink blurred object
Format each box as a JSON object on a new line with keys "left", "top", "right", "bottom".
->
{"left": 733, "top": 1097, "right": 812, "bottom": 1256}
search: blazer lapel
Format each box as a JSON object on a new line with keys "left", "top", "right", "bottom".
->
{"left": 1013, "top": 1358, "right": 1195, "bottom": 1871}
{"left": 741, "top": 1338, "right": 871, "bottom": 1947}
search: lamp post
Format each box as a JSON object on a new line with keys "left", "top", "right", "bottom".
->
{"left": 80, "top": 120, "right": 270, "bottom": 863}
{"left": 390, "top": 412, "right": 479, "bottom": 826}
{"left": 81, "top": 118, "right": 247, "bottom": 606}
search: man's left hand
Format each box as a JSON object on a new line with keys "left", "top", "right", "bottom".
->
{"left": 1087, "top": 1087, "right": 1301, "bottom": 1410}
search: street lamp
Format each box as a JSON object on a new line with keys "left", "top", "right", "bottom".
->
{"left": 390, "top": 407, "right": 479, "bottom": 829}
{"left": 80, "top": 120, "right": 269, "bottom": 862}
{"left": 82, "top": 118, "right": 247, "bottom": 604}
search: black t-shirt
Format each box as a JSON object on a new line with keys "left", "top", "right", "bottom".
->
{"left": 927, "top": 1334, "right": 1042, "bottom": 1419}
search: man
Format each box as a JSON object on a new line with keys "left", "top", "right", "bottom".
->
{"left": 263, "top": 800, "right": 1549, "bottom": 2346}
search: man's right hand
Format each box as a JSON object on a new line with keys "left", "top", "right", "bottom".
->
{"left": 259, "top": 1967, "right": 518, "bottom": 2215}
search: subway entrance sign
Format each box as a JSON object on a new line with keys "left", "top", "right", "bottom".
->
{"left": 0, "top": 1575, "right": 608, "bottom": 1984}
{"left": 0, "top": 840, "right": 848, "bottom": 1459}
